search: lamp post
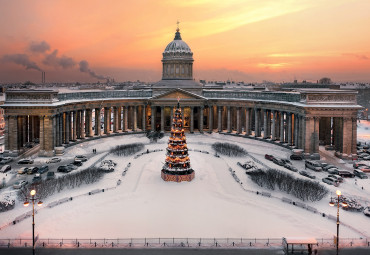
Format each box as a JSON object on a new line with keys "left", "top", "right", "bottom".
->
{"left": 329, "top": 190, "right": 348, "bottom": 255}
{"left": 24, "top": 189, "right": 43, "bottom": 255}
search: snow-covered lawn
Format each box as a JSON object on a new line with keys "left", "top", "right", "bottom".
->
{"left": 0, "top": 133, "right": 369, "bottom": 239}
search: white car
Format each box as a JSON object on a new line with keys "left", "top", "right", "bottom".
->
{"left": 17, "top": 167, "right": 29, "bottom": 174}
{"left": 13, "top": 180, "right": 28, "bottom": 189}
{"left": 47, "top": 157, "right": 61, "bottom": 164}
{"left": 0, "top": 165, "right": 11, "bottom": 173}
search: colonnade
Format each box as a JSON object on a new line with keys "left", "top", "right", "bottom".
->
{"left": 4, "top": 102, "right": 358, "bottom": 159}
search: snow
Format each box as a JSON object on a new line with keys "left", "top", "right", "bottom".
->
{"left": 0, "top": 133, "right": 369, "bottom": 239}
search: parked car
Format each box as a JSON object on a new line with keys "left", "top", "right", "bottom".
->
{"left": 354, "top": 169, "right": 368, "bottom": 179}
{"left": 322, "top": 164, "right": 336, "bottom": 171}
{"left": 328, "top": 174, "right": 344, "bottom": 183}
{"left": 47, "top": 157, "right": 61, "bottom": 164}
{"left": 27, "top": 167, "right": 39, "bottom": 175}
{"left": 74, "top": 155, "right": 87, "bottom": 162}
{"left": 101, "top": 160, "right": 117, "bottom": 166}
{"left": 299, "top": 170, "right": 316, "bottom": 179}
{"left": 66, "top": 164, "right": 78, "bottom": 170}
{"left": 0, "top": 165, "right": 11, "bottom": 173}
{"left": 18, "top": 159, "right": 34, "bottom": 164}
{"left": 353, "top": 162, "right": 368, "bottom": 168}
{"left": 284, "top": 164, "right": 298, "bottom": 172}
{"left": 46, "top": 171, "right": 55, "bottom": 180}
{"left": 322, "top": 177, "right": 339, "bottom": 187}
{"left": 32, "top": 174, "right": 42, "bottom": 183}
{"left": 18, "top": 167, "right": 29, "bottom": 175}
{"left": 13, "top": 180, "right": 28, "bottom": 189}
{"left": 264, "top": 154, "right": 274, "bottom": 161}
{"left": 305, "top": 160, "right": 322, "bottom": 171}
{"left": 327, "top": 168, "right": 339, "bottom": 175}
{"left": 364, "top": 207, "right": 370, "bottom": 217}
{"left": 358, "top": 166, "right": 370, "bottom": 173}
{"left": 338, "top": 170, "right": 355, "bottom": 178}
{"left": 73, "top": 161, "right": 83, "bottom": 166}
{"left": 57, "top": 165, "right": 71, "bottom": 173}
{"left": 0, "top": 157, "right": 13, "bottom": 164}
{"left": 273, "top": 158, "right": 285, "bottom": 166}
{"left": 290, "top": 154, "right": 303, "bottom": 160}
{"left": 38, "top": 165, "right": 49, "bottom": 174}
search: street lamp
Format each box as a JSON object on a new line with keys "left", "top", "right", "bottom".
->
{"left": 24, "top": 189, "right": 43, "bottom": 255}
{"left": 329, "top": 190, "right": 348, "bottom": 255}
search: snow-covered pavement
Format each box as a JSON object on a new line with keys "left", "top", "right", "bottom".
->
{"left": 0, "top": 133, "right": 369, "bottom": 239}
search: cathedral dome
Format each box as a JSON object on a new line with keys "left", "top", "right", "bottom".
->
{"left": 163, "top": 29, "right": 192, "bottom": 54}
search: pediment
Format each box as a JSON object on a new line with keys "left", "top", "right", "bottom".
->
{"left": 152, "top": 88, "right": 206, "bottom": 100}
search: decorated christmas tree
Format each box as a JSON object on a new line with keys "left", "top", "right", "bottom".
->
{"left": 161, "top": 101, "right": 195, "bottom": 182}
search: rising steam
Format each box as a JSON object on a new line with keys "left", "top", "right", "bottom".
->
{"left": 43, "top": 50, "right": 76, "bottom": 69}
{"left": 1, "top": 54, "right": 43, "bottom": 71}
{"left": 79, "top": 60, "right": 107, "bottom": 80}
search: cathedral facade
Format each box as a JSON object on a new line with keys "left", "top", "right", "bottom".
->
{"left": 2, "top": 29, "right": 362, "bottom": 159}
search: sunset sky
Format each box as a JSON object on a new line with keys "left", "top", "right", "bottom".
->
{"left": 0, "top": 0, "right": 370, "bottom": 83}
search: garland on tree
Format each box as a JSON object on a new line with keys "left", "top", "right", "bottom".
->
{"left": 161, "top": 100, "right": 195, "bottom": 182}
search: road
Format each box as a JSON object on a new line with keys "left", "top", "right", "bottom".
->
{"left": 0, "top": 247, "right": 369, "bottom": 255}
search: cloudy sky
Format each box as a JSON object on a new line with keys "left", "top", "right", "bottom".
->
{"left": 0, "top": 0, "right": 369, "bottom": 83}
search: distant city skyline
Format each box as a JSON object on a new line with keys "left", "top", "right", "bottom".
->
{"left": 1, "top": 0, "right": 370, "bottom": 83}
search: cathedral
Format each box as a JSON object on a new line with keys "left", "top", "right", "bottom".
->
{"left": 2, "top": 28, "right": 362, "bottom": 160}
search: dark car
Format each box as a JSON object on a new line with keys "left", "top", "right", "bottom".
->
{"left": 284, "top": 164, "right": 298, "bottom": 172}
{"left": 338, "top": 170, "right": 355, "bottom": 178}
{"left": 18, "top": 159, "right": 34, "bottom": 164}
{"left": 32, "top": 174, "right": 42, "bottom": 183}
{"left": 38, "top": 165, "right": 49, "bottom": 174}
{"left": 273, "top": 158, "right": 285, "bottom": 166}
{"left": 299, "top": 170, "right": 316, "bottom": 179}
{"left": 73, "top": 161, "right": 83, "bottom": 166}
{"left": 290, "top": 154, "right": 303, "bottom": 160}
{"left": 46, "top": 171, "right": 55, "bottom": 180}
{"left": 265, "top": 154, "right": 274, "bottom": 161}
{"left": 57, "top": 165, "right": 71, "bottom": 173}
{"left": 27, "top": 167, "right": 39, "bottom": 174}
{"left": 354, "top": 169, "right": 368, "bottom": 179}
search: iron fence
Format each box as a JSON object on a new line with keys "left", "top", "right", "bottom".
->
{"left": 0, "top": 237, "right": 369, "bottom": 249}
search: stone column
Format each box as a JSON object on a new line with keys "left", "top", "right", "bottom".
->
{"left": 133, "top": 105, "right": 137, "bottom": 131}
{"left": 160, "top": 106, "right": 164, "bottom": 132}
{"left": 254, "top": 108, "right": 260, "bottom": 137}
{"left": 68, "top": 111, "right": 73, "bottom": 141}
{"left": 39, "top": 115, "right": 54, "bottom": 156}
{"left": 80, "top": 110, "right": 85, "bottom": 139}
{"left": 236, "top": 107, "right": 241, "bottom": 134}
{"left": 142, "top": 105, "right": 146, "bottom": 131}
{"left": 271, "top": 110, "right": 276, "bottom": 140}
{"left": 217, "top": 106, "right": 222, "bottom": 132}
{"left": 65, "top": 112, "right": 70, "bottom": 143}
{"left": 151, "top": 106, "right": 155, "bottom": 132}
{"left": 55, "top": 114, "right": 60, "bottom": 146}
{"left": 104, "top": 107, "right": 109, "bottom": 134}
{"left": 117, "top": 106, "right": 122, "bottom": 131}
{"left": 76, "top": 111, "right": 81, "bottom": 139}
{"left": 280, "top": 112, "right": 285, "bottom": 143}
{"left": 208, "top": 105, "right": 213, "bottom": 133}
{"left": 86, "top": 109, "right": 93, "bottom": 137}
{"left": 59, "top": 113, "right": 63, "bottom": 144}
{"left": 299, "top": 115, "right": 305, "bottom": 149}
{"left": 287, "top": 113, "right": 292, "bottom": 145}
{"left": 245, "top": 108, "right": 250, "bottom": 136}
{"left": 190, "top": 106, "right": 194, "bottom": 133}
{"left": 170, "top": 106, "right": 174, "bottom": 128}
{"left": 226, "top": 106, "right": 231, "bottom": 133}
{"left": 95, "top": 108, "right": 101, "bottom": 136}
{"left": 72, "top": 111, "right": 77, "bottom": 140}
{"left": 294, "top": 114, "right": 299, "bottom": 147}
{"left": 304, "top": 116, "right": 319, "bottom": 156}
{"left": 341, "top": 117, "right": 353, "bottom": 157}
{"left": 8, "top": 116, "right": 19, "bottom": 152}
{"left": 124, "top": 106, "right": 129, "bottom": 131}
{"left": 199, "top": 106, "right": 204, "bottom": 133}
{"left": 263, "top": 109, "right": 268, "bottom": 138}
{"left": 113, "top": 107, "right": 118, "bottom": 133}
{"left": 351, "top": 117, "right": 357, "bottom": 158}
